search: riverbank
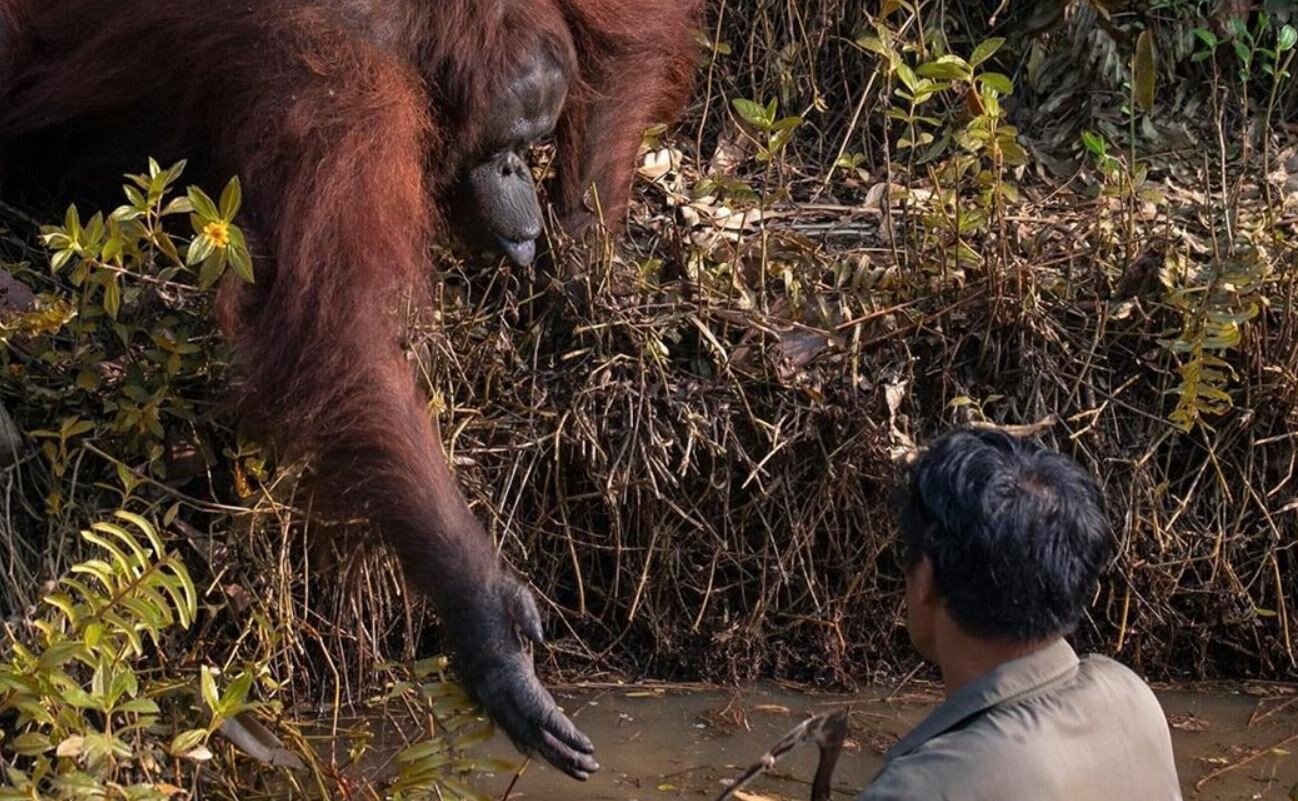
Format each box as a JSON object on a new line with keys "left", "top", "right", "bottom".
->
{"left": 466, "top": 683, "right": 1298, "bottom": 800}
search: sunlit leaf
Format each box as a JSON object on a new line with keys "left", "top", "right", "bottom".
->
{"left": 186, "top": 186, "right": 219, "bottom": 220}
{"left": 978, "top": 72, "right": 1014, "bottom": 95}
{"left": 1133, "top": 29, "right": 1157, "bottom": 112}
{"left": 969, "top": 37, "right": 1005, "bottom": 67}
{"left": 11, "top": 732, "right": 53, "bottom": 756}
{"left": 187, "top": 234, "right": 215, "bottom": 267}
{"left": 219, "top": 176, "right": 242, "bottom": 220}
{"left": 170, "top": 729, "right": 207, "bottom": 757}
{"left": 1278, "top": 25, "right": 1297, "bottom": 53}
{"left": 731, "top": 98, "right": 768, "bottom": 128}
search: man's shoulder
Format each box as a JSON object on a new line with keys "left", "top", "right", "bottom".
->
{"left": 857, "top": 747, "right": 975, "bottom": 801}
{"left": 1075, "top": 653, "right": 1165, "bottom": 709}
{"left": 1078, "top": 651, "right": 1146, "bottom": 677}
{"left": 857, "top": 737, "right": 1041, "bottom": 801}
{"left": 857, "top": 653, "right": 1178, "bottom": 801}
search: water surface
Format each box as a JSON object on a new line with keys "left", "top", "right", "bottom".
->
{"left": 471, "top": 684, "right": 1298, "bottom": 800}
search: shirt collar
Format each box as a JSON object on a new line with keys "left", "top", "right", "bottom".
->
{"left": 887, "top": 639, "right": 1081, "bottom": 761}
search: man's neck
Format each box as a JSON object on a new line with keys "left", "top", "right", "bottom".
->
{"left": 934, "top": 620, "right": 1060, "bottom": 696}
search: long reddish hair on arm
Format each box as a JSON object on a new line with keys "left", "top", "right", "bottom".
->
{"left": 554, "top": 0, "right": 702, "bottom": 233}
{"left": 0, "top": 0, "right": 702, "bottom": 779}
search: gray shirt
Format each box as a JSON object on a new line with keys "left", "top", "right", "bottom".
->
{"left": 858, "top": 640, "right": 1182, "bottom": 801}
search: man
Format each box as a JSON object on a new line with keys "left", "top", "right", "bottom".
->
{"left": 859, "top": 428, "right": 1182, "bottom": 801}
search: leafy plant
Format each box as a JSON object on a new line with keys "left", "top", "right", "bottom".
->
{"left": 730, "top": 98, "right": 805, "bottom": 166}
{"left": 0, "top": 511, "right": 498, "bottom": 801}
{"left": 2, "top": 161, "right": 254, "bottom": 520}
{"left": 857, "top": 27, "right": 1028, "bottom": 277}
{"left": 0, "top": 512, "right": 200, "bottom": 800}
{"left": 1159, "top": 247, "right": 1269, "bottom": 432}
{"left": 40, "top": 159, "right": 253, "bottom": 312}
{"left": 381, "top": 657, "right": 501, "bottom": 801}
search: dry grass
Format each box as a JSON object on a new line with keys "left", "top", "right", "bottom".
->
{"left": 2, "top": 0, "right": 1297, "bottom": 702}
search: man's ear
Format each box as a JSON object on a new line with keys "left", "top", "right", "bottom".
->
{"left": 912, "top": 556, "right": 939, "bottom": 606}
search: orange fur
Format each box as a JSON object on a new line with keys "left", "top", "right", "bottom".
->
{"left": 0, "top": 0, "right": 701, "bottom": 605}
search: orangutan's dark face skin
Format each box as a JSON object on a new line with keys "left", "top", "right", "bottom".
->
{"left": 463, "top": 46, "right": 568, "bottom": 266}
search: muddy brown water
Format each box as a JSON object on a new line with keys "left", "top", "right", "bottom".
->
{"left": 467, "top": 685, "right": 1298, "bottom": 801}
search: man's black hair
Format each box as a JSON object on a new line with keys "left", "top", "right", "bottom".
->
{"left": 899, "top": 428, "right": 1112, "bottom": 642}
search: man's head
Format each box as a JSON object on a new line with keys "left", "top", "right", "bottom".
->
{"left": 899, "top": 428, "right": 1111, "bottom": 660}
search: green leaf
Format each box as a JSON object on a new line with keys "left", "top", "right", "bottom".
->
{"left": 916, "top": 58, "right": 970, "bottom": 81}
{"left": 200, "top": 666, "right": 219, "bottom": 713}
{"left": 198, "top": 252, "right": 226, "bottom": 289}
{"left": 11, "top": 733, "right": 52, "bottom": 756}
{"left": 856, "top": 34, "right": 888, "bottom": 55}
{"left": 170, "top": 729, "right": 207, "bottom": 757}
{"left": 123, "top": 186, "right": 148, "bottom": 214}
{"left": 229, "top": 238, "right": 255, "bottom": 284}
{"left": 37, "top": 641, "right": 82, "bottom": 670}
{"left": 63, "top": 418, "right": 94, "bottom": 438}
{"left": 162, "top": 196, "right": 194, "bottom": 216}
{"left": 978, "top": 72, "right": 1014, "bottom": 95}
{"left": 1278, "top": 25, "right": 1297, "bottom": 53}
{"left": 1133, "top": 29, "right": 1157, "bottom": 113}
{"left": 115, "top": 511, "right": 165, "bottom": 555}
{"left": 219, "top": 671, "right": 254, "bottom": 717}
{"left": 186, "top": 186, "right": 219, "bottom": 220}
{"left": 84, "top": 213, "right": 105, "bottom": 247}
{"left": 219, "top": 176, "right": 242, "bottom": 220}
{"left": 65, "top": 205, "right": 83, "bottom": 240}
{"left": 102, "top": 235, "right": 124, "bottom": 263}
{"left": 731, "top": 98, "right": 767, "bottom": 128}
{"left": 895, "top": 63, "right": 918, "bottom": 92}
{"left": 95, "top": 519, "right": 152, "bottom": 564}
{"left": 187, "top": 234, "right": 215, "bottom": 267}
{"left": 109, "top": 665, "right": 140, "bottom": 704}
{"left": 152, "top": 232, "right": 181, "bottom": 267}
{"left": 969, "top": 37, "right": 1005, "bottom": 67}
{"left": 116, "top": 698, "right": 160, "bottom": 715}
{"left": 103, "top": 277, "right": 121, "bottom": 319}
{"left": 1080, "top": 130, "right": 1107, "bottom": 158}
{"left": 1000, "top": 139, "right": 1030, "bottom": 166}
{"left": 164, "top": 159, "right": 188, "bottom": 187}
{"left": 1233, "top": 40, "right": 1251, "bottom": 65}
{"left": 51, "top": 248, "right": 74, "bottom": 272}
{"left": 82, "top": 529, "right": 135, "bottom": 578}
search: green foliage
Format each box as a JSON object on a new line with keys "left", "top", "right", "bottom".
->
{"left": 40, "top": 159, "right": 252, "bottom": 308}
{"left": 730, "top": 97, "right": 804, "bottom": 165}
{"left": 695, "top": 96, "right": 805, "bottom": 205}
{"left": 0, "top": 511, "right": 497, "bottom": 801}
{"left": 1158, "top": 247, "right": 1270, "bottom": 432}
{"left": 2, "top": 161, "right": 254, "bottom": 518}
{"left": 381, "top": 658, "right": 501, "bottom": 801}
{"left": 1079, "top": 131, "right": 1166, "bottom": 211}
{"left": 858, "top": 24, "right": 1026, "bottom": 276}
{"left": 1195, "top": 13, "right": 1297, "bottom": 82}
{"left": 0, "top": 512, "right": 201, "bottom": 800}
{"left": 184, "top": 178, "right": 253, "bottom": 288}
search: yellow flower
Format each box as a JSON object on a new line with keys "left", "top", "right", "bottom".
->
{"left": 203, "top": 220, "right": 231, "bottom": 249}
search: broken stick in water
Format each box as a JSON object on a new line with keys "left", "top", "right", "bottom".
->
{"left": 714, "top": 707, "right": 849, "bottom": 801}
